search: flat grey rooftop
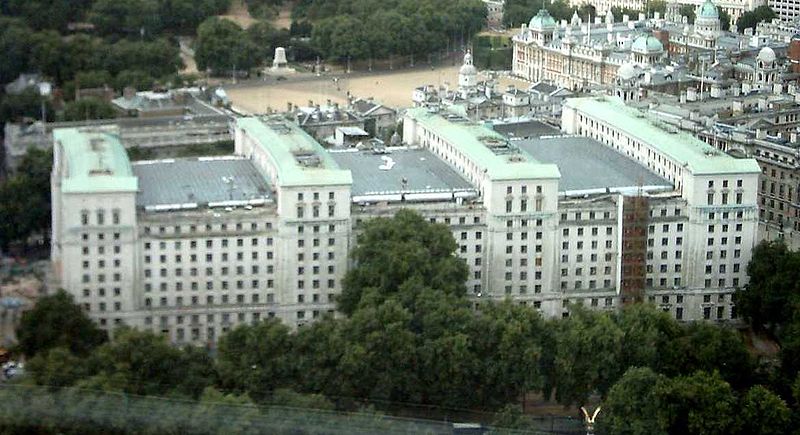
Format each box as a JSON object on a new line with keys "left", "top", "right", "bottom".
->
{"left": 132, "top": 157, "right": 272, "bottom": 207}
{"left": 493, "top": 121, "right": 560, "bottom": 139}
{"left": 517, "top": 137, "right": 673, "bottom": 192}
{"left": 329, "top": 147, "right": 475, "bottom": 197}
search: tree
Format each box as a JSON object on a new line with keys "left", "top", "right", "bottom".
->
{"left": 27, "top": 30, "right": 64, "bottom": 81}
{"left": 679, "top": 4, "right": 696, "bottom": 23}
{"left": 333, "top": 298, "right": 419, "bottom": 403}
{"left": 465, "top": 301, "right": 545, "bottom": 409}
{"left": 26, "top": 346, "right": 91, "bottom": 388}
{"left": 303, "top": 0, "right": 485, "bottom": 61}
{"left": 0, "top": 88, "right": 53, "bottom": 125}
{"left": 738, "top": 385, "right": 791, "bottom": 435}
{"left": 778, "top": 318, "right": 800, "bottom": 380}
{"left": 492, "top": 404, "right": 536, "bottom": 432}
{"left": 598, "top": 367, "right": 669, "bottom": 435}
{"left": 216, "top": 318, "right": 295, "bottom": 401}
{"left": 269, "top": 388, "right": 334, "bottom": 410}
{"left": 60, "top": 98, "right": 117, "bottom": 122}
{"left": 503, "top": 0, "right": 573, "bottom": 26}
{"left": 656, "top": 371, "right": 739, "bottom": 435}
{"left": 0, "top": 147, "right": 53, "bottom": 249}
{"left": 246, "top": 0, "right": 284, "bottom": 19}
{"left": 661, "top": 322, "right": 754, "bottom": 389}
{"left": 718, "top": 8, "right": 731, "bottom": 31}
{"left": 89, "top": 0, "right": 162, "bottom": 37}
{"left": 6, "top": 0, "right": 93, "bottom": 31}
{"left": 549, "top": 306, "right": 623, "bottom": 405}
{"left": 577, "top": 4, "right": 597, "bottom": 20}
{"left": 246, "top": 21, "right": 290, "bottom": 66}
{"left": 195, "top": 17, "right": 260, "bottom": 74}
{"left": 646, "top": 0, "right": 666, "bottom": 14}
{"left": 614, "top": 304, "right": 683, "bottom": 373}
{"left": 338, "top": 209, "right": 468, "bottom": 315}
{"left": 735, "top": 240, "right": 800, "bottom": 332}
{"left": 73, "top": 70, "right": 113, "bottom": 89}
{"left": 291, "top": 317, "right": 350, "bottom": 397}
{"left": 0, "top": 19, "right": 35, "bottom": 85}
{"left": 80, "top": 327, "right": 214, "bottom": 398}
{"left": 736, "top": 6, "right": 776, "bottom": 32}
{"left": 114, "top": 70, "right": 156, "bottom": 92}
{"left": 16, "top": 290, "right": 108, "bottom": 358}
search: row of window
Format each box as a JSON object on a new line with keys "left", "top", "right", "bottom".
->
{"left": 559, "top": 210, "right": 614, "bottom": 221}
{"left": 143, "top": 292, "right": 336, "bottom": 308}
{"left": 145, "top": 237, "right": 274, "bottom": 250}
{"left": 563, "top": 227, "right": 614, "bottom": 237}
{"left": 297, "top": 191, "right": 336, "bottom": 202}
{"left": 562, "top": 240, "right": 615, "bottom": 250}
{"left": 296, "top": 204, "right": 336, "bottom": 219}
{"left": 143, "top": 278, "right": 339, "bottom": 292}
{"left": 143, "top": 222, "right": 273, "bottom": 235}
{"left": 80, "top": 209, "right": 121, "bottom": 226}
{"left": 505, "top": 185, "right": 544, "bottom": 195}
{"left": 559, "top": 280, "right": 616, "bottom": 290}
{"left": 706, "top": 191, "right": 744, "bottom": 206}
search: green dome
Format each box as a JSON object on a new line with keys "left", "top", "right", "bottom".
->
{"left": 529, "top": 9, "right": 556, "bottom": 31}
{"left": 699, "top": 0, "right": 719, "bottom": 19}
{"left": 631, "top": 33, "right": 664, "bottom": 54}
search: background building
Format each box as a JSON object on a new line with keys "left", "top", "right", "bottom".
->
{"left": 51, "top": 96, "right": 761, "bottom": 344}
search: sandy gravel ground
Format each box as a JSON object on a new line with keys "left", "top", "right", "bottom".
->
{"left": 226, "top": 66, "right": 531, "bottom": 114}
{"left": 225, "top": 66, "right": 464, "bottom": 113}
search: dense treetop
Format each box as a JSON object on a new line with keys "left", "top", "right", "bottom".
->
{"left": 302, "top": 0, "right": 486, "bottom": 60}
{"left": 736, "top": 5, "right": 777, "bottom": 32}
{"left": 13, "top": 213, "right": 800, "bottom": 435}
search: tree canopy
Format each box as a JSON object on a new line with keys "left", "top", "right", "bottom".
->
{"left": 736, "top": 5, "right": 776, "bottom": 32}
{"left": 195, "top": 17, "right": 261, "bottom": 73}
{"left": 60, "top": 98, "right": 118, "bottom": 121}
{"left": 303, "top": 0, "right": 485, "bottom": 61}
{"left": 11, "top": 212, "right": 800, "bottom": 435}
{"left": 0, "top": 147, "right": 53, "bottom": 249}
{"left": 735, "top": 240, "right": 800, "bottom": 332}
{"left": 338, "top": 209, "right": 468, "bottom": 315}
{"left": 16, "top": 290, "right": 108, "bottom": 358}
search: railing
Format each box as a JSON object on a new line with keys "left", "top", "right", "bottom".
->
{"left": 0, "top": 384, "right": 584, "bottom": 435}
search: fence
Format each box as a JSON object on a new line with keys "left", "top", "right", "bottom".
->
{"left": 0, "top": 384, "right": 584, "bottom": 435}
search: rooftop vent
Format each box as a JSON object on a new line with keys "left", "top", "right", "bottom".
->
{"left": 294, "top": 150, "right": 322, "bottom": 167}
{"left": 482, "top": 136, "right": 518, "bottom": 156}
{"left": 268, "top": 122, "right": 292, "bottom": 134}
{"left": 89, "top": 137, "right": 105, "bottom": 151}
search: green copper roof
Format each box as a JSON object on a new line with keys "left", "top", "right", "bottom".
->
{"left": 236, "top": 117, "right": 352, "bottom": 187}
{"left": 564, "top": 97, "right": 761, "bottom": 175}
{"left": 54, "top": 128, "right": 138, "bottom": 194}
{"left": 699, "top": 0, "right": 719, "bottom": 18}
{"left": 529, "top": 9, "right": 556, "bottom": 31}
{"left": 631, "top": 33, "right": 664, "bottom": 53}
{"left": 405, "top": 108, "right": 560, "bottom": 181}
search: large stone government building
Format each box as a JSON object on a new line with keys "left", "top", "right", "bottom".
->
{"left": 51, "top": 96, "right": 761, "bottom": 344}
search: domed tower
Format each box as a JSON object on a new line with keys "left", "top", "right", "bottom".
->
{"left": 614, "top": 63, "right": 640, "bottom": 102}
{"left": 755, "top": 46, "right": 778, "bottom": 90}
{"left": 528, "top": 9, "right": 557, "bottom": 45}
{"left": 458, "top": 51, "right": 478, "bottom": 92}
{"left": 695, "top": 0, "right": 721, "bottom": 37}
{"left": 631, "top": 33, "right": 665, "bottom": 66}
